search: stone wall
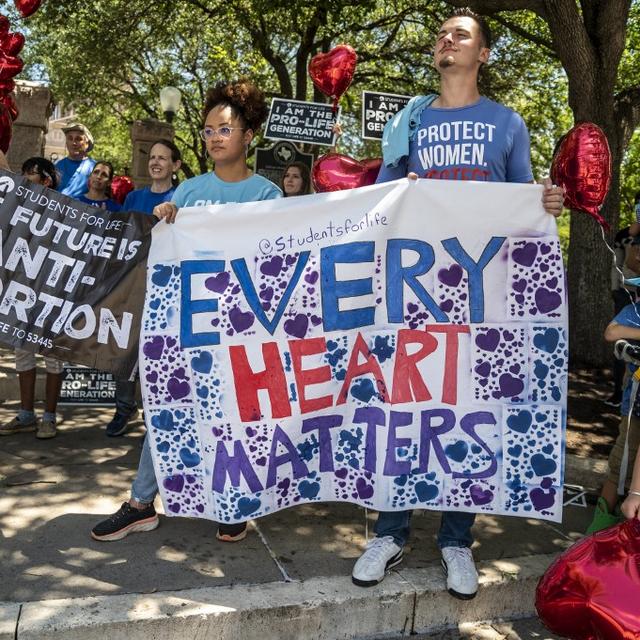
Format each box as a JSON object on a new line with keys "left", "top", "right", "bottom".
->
{"left": 6, "top": 80, "right": 53, "bottom": 172}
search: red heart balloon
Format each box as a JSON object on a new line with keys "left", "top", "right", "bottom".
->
{"left": 0, "top": 53, "right": 23, "bottom": 80}
{"left": 0, "top": 16, "right": 9, "bottom": 37}
{"left": 0, "top": 92, "right": 18, "bottom": 121}
{"left": 551, "top": 122, "right": 611, "bottom": 230}
{"left": 0, "top": 103, "right": 12, "bottom": 153}
{"left": 1, "top": 32, "right": 24, "bottom": 56}
{"left": 0, "top": 79, "right": 15, "bottom": 94}
{"left": 312, "top": 153, "right": 381, "bottom": 192}
{"left": 536, "top": 518, "right": 640, "bottom": 640}
{"left": 110, "top": 175, "right": 135, "bottom": 205}
{"left": 309, "top": 44, "right": 357, "bottom": 110}
{"left": 14, "top": 0, "right": 42, "bottom": 18}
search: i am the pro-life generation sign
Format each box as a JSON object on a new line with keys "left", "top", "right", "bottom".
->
{"left": 361, "top": 91, "right": 411, "bottom": 140}
{"left": 265, "top": 98, "right": 339, "bottom": 147}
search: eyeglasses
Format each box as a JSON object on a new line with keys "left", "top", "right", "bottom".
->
{"left": 199, "top": 126, "right": 245, "bottom": 141}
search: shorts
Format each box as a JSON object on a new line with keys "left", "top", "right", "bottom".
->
{"left": 14, "top": 348, "right": 64, "bottom": 375}
{"left": 607, "top": 414, "right": 640, "bottom": 486}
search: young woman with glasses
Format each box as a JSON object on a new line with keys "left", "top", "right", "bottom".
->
{"left": 91, "top": 79, "right": 281, "bottom": 546}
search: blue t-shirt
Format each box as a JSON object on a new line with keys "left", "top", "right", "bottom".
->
{"left": 77, "top": 194, "right": 122, "bottom": 212}
{"left": 615, "top": 303, "right": 640, "bottom": 416}
{"left": 376, "top": 97, "right": 533, "bottom": 184}
{"left": 55, "top": 157, "right": 96, "bottom": 198}
{"left": 172, "top": 172, "right": 281, "bottom": 207}
{"left": 123, "top": 186, "right": 176, "bottom": 214}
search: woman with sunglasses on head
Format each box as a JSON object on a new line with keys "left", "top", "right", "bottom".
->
{"left": 0, "top": 158, "right": 64, "bottom": 440}
{"left": 92, "top": 79, "right": 281, "bottom": 546}
{"left": 105, "top": 140, "right": 183, "bottom": 438}
{"left": 78, "top": 161, "right": 121, "bottom": 212}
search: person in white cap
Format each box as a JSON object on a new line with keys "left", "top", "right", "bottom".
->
{"left": 55, "top": 122, "right": 96, "bottom": 198}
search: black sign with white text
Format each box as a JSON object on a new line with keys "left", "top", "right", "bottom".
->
{"left": 255, "top": 141, "right": 314, "bottom": 187}
{"left": 59, "top": 366, "right": 116, "bottom": 405}
{"left": 361, "top": 91, "right": 411, "bottom": 140}
{"left": 0, "top": 170, "right": 154, "bottom": 377}
{"left": 265, "top": 98, "right": 338, "bottom": 146}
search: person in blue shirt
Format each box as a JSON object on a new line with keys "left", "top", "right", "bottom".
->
{"left": 122, "top": 139, "right": 182, "bottom": 214}
{"left": 105, "top": 140, "right": 183, "bottom": 438}
{"left": 77, "top": 161, "right": 121, "bottom": 212}
{"left": 91, "top": 78, "right": 281, "bottom": 546}
{"left": 352, "top": 8, "right": 565, "bottom": 601}
{"left": 586, "top": 303, "right": 640, "bottom": 532}
{"left": 55, "top": 122, "right": 96, "bottom": 198}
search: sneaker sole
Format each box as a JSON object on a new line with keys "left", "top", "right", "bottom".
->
{"left": 441, "top": 558, "right": 477, "bottom": 600}
{"left": 216, "top": 528, "right": 248, "bottom": 543}
{"left": 351, "top": 550, "right": 404, "bottom": 587}
{"left": 36, "top": 431, "right": 57, "bottom": 439}
{"left": 0, "top": 425, "right": 37, "bottom": 435}
{"left": 91, "top": 515, "right": 159, "bottom": 541}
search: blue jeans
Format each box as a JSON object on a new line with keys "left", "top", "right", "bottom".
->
{"left": 115, "top": 378, "right": 138, "bottom": 416}
{"left": 374, "top": 509, "right": 475, "bottom": 549}
{"left": 130, "top": 434, "right": 158, "bottom": 504}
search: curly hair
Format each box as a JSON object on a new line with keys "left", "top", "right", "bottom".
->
{"left": 202, "top": 79, "right": 269, "bottom": 132}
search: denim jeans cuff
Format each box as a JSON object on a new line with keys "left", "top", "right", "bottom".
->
{"left": 130, "top": 491, "right": 155, "bottom": 505}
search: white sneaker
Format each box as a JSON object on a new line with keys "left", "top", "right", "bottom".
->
{"left": 441, "top": 546, "right": 478, "bottom": 600}
{"left": 352, "top": 536, "right": 403, "bottom": 587}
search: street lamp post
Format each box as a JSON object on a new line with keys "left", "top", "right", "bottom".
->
{"left": 159, "top": 86, "right": 182, "bottom": 123}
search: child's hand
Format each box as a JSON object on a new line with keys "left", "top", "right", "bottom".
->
{"left": 621, "top": 492, "right": 640, "bottom": 520}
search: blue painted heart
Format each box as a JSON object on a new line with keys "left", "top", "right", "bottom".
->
{"left": 507, "top": 410, "right": 532, "bottom": 434}
{"left": 151, "top": 264, "right": 173, "bottom": 287}
{"left": 298, "top": 480, "right": 320, "bottom": 499}
{"left": 237, "top": 496, "right": 261, "bottom": 516}
{"left": 191, "top": 351, "right": 213, "bottom": 374}
{"left": 531, "top": 453, "right": 557, "bottom": 477}
{"left": 415, "top": 481, "right": 439, "bottom": 502}
{"left": 178, "top": 447, "right": 201, "bottom": 468}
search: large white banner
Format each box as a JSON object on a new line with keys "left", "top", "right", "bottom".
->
{"left": 141, "top": 179, "right": 567, "bottom": 524}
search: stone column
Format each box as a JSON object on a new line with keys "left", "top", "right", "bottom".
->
{"left": 130, "top": 119, "right": 174, "bottom": 188}
{"left": 6, "top": 80, "right": 53, "bottom": 172}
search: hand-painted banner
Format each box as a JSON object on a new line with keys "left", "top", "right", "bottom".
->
{"left": 141, "top": 179, "right": 567, "bottom": 524}
{"left": 0, "top": 169, "right": 154, "bottom": 377}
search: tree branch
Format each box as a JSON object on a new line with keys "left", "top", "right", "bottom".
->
{"left": 445, "top": 0, "right": 546, "bottom": 18}
{"left": 615, "top": 84, "right": 640, "bottom": 146}
{"left": 489, "top": 14, "right": 557, "bottom": 57}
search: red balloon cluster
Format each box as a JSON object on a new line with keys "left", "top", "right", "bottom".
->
{"left": 312, "top": 153, "right": 381, "bottom": 192}
{"left": 0, "top": 15, "right": 24, "bottom": 153}
{"left": 14, "top": 0, "right": 43, "bottom": 18}
{"left": 550, "top": 122, "right": 612, "bottom": 230}
{"left": 110, "top": 175, "right": 135, "bottom": 205}
{"left": 309, "top": 44, "right": 357, "bottom": 112}
{"left": 536, "top": 518, "right": 640, "bottom": 640}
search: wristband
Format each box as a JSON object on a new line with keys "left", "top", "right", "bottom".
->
{"left": 629, "top": 490, "right": 640, "bottom": 497}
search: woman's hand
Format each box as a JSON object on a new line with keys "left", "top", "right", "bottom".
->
{"left": 621, "top": 492, "right": 640, "bottom": 520}
{"left": 541, "top": 177, "right": 564, "bottom": 217}
{"left": 153, "top": 202, "right": 178, "bottom": 224}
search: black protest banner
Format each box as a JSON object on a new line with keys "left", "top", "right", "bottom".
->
{"left": 0, "top": 170, "right": 154, "bottom": 377}
{"left": 265, "top": 98, "right": 338, "bottom": 146}
{"left": 361, "top": 91, "right": 410, "bottom": 140}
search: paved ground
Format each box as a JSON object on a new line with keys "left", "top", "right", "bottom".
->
{"left": 0, "top": 346, "right": 605, "bottom": 638}
{"left": 385, "top": 618, "right": 563, "bottom": 639}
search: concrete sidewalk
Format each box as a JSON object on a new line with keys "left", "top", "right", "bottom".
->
{"left": 0, "top": 347, "right": 599, "bottom": 639}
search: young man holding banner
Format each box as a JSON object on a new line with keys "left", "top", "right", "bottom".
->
{"left": 351, "top": 7, "right": 564, "bottom": 599}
